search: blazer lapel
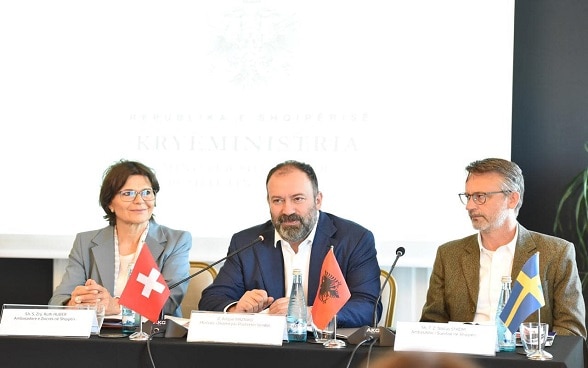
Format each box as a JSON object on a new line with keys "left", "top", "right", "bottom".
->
{"left": 307, "top": 212, "right": 336, "bottom": 303}
{"left": 91, "top": 222, "right": 166, "bottom": 293}
{"left": 255, "top": 229, "right": 286, "bottom": 298}
{"left": 511, "top": 225, "right": 537, "bottom": 278}
{"left": 461, "top": 238, "right": 481, "bottom": 307}
{"left": 145, "top": 221, "right": 166, "bottom": 265}
{"left": 91, "top": 227, "right": 116, "bottom": 292}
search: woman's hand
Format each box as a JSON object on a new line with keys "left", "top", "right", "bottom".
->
{"left": 68, "top": 279, "right": 120, "bottom": 315}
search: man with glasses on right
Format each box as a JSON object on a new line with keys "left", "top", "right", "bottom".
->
{"left": 420, "top": 158, "right": 586, "bottom": 337}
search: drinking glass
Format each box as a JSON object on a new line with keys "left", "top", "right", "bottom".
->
{"left": 312, "top": 317, "right": 336, "bottom": 344}
{"left": 91, "top": 303, "right": 106, "bottom": 335}
{"left": 519, "top": 322, "right": 552, "bottom": 360}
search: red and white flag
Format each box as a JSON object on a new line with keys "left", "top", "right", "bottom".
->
{"left": 119, "top": 244, "right": 170, "bottom": 322}
{"left": 311, "top": 247, "right": 351, "bottom": 330}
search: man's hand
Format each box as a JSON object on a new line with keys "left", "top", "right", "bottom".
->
{"left": 230, "top": 289, "right": 275, "bottom": 313}
{"left": 267, "top": 297, "right": 289, "bottom": 315}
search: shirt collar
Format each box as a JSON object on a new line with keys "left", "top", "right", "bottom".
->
{"left": 477, "top": 225, "right": 518, "bottom": 255}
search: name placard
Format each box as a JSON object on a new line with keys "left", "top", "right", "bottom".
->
{"left": 394, "top": 321, "right": 496, "bottom": 356}
{"left": 0, "top": 304, "right": 94, "bottom": 337}
{"left": 186, "top": 311, "right": 284, "bottom": 346}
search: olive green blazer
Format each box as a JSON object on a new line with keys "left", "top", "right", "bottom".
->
{"left": 420, "top": 224, "right": 586, "bottom": 338}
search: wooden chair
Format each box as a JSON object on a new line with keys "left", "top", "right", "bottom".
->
{"left": 180, "top": 261, "right": 218, "bottom": 318}
{"left": 378, "top": 269, "right": 397, "bottom": 328}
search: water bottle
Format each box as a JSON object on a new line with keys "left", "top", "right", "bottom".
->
{"left": 496, "top": 275, "right": 516, "bottom": 352}
{"left": 121, "top": 263, "right": 140, "bottom": 336}
{"left": 286, "top": 269, "right": 307, "bottom": 342}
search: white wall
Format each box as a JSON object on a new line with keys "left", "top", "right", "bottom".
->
{"left": 0, "top": 1, "right": 514, "bottom": 325}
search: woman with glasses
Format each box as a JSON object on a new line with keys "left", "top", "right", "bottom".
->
{"left": 49, "top": 160, "right": 192, "bottom": 318}
{"left": 420, "top": 158, "right": 586, "bottom": 338}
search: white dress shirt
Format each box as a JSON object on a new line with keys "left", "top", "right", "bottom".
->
{"left": 473, "top": 227, "right": 518, "bottom": 322}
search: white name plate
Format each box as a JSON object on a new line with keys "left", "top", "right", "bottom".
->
{"left": 0, "top": 305, "right": 94, "bottom": 337}
{"left": 186, "top": 311, "right": 284, "bottom": 346}
{"left": 394, "top": 321, "right": 496, "bottom": 356}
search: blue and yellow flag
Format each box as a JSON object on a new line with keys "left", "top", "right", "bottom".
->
{"left": 500, "top": 252, "right": 545, "bottom": 333}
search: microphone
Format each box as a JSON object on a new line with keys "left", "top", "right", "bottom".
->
{"left": 167, "top": 235, "right": 265, "bottom": 290}
{"left": 348, "top": 246, "right": 405, "bottom": 347}
{"left": 146, "top": 235, "right": 265, "bottom": 337}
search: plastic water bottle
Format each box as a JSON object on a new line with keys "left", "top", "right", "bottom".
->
{"left": 286, "top": 269, "right": 307, "bottom": 342}
{"left": 121, "top": 263, "right": 139, "bottom": 336}
{"left": 496, "top": 275, "right": 516, "bottom": 352}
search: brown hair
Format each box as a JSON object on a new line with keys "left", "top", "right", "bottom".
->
{"left": 466, "top": 157, "right": 524, "bottom": 214}
{"left": 99, "top": 159, "right": 160, "bottom": 226}
{"left": 368, "top": 351, "right": 481, "bottom": 368}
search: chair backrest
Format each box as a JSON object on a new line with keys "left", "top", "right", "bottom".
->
{"left": 180, "top": 261, "right": 218, "bottom": 318}
{"left": 378, "top": 269, "right": 397, "bottom": 328}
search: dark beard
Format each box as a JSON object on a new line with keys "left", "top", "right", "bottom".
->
{"left": 275, "top": 211, "right": 317, "bottom": 243}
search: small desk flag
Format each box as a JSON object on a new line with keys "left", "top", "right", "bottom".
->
{"left": 119, "top": 244, "right": 170, "bottom": 322}
{"left": 500, "top": 252, "right": 545, "bottom": 333}
{"left": 311, "top": 247, "right": 351, "bottom": 330}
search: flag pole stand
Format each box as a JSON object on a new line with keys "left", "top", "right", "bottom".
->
{"left": 129, "top": 315, "right": 150, "bottom": 341}
{"left": 323, "top": 315, "right": 346, "bottom": 349}
{"left": 527, "top": 309, "right": 552, "bottom": 360}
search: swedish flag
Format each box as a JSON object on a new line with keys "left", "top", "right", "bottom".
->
{"left": 500, "top": 252, "right": 545, "bottom": 334}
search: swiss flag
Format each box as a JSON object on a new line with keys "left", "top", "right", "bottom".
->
{"left": 311, "top": 247, "right": 351, "bottom": 330}
{"left": 119, "top": 244, "right": 170, "bottom": 322}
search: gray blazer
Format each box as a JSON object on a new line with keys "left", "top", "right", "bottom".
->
{"left": 420, "top": 224, "right": 586, "bottom": 338}
{"left": 49, "top": 220, "right": 192, "bottom": 317}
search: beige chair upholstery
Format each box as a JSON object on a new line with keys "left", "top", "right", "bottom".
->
{"left": 180, "top": 261, "right": 218, "bottom": 318}
{"left": 378, "top": 269, "right": 397, "bottom": 328}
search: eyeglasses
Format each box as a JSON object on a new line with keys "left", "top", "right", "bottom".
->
{"left": 458, "top": 190, "right": 510, "bottom": 205}
{"left": 118, "top": 189, "right": 156, "bottom": 202}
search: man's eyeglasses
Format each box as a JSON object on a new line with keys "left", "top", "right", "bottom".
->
{"left": 458, "top": 190, "right": 511, "bottom": 205}
{"left": 119, "top": 189, "right": 156, "bottom": 202}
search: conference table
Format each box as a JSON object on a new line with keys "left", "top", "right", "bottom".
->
{"left": 0, "top": 324, "right": 588, "bottom": 368}
{"left": 0, "top": 333, "right": 585, "bottom": 368}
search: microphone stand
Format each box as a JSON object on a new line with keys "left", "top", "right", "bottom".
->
{"left": 146, "top": 235, "right": 265, "bottom": 337}
{"left": 169, "top": 235, "right": 264, "bottom": 290}
{"left": 348, "top": 247, "right": 405, "bottom": 347}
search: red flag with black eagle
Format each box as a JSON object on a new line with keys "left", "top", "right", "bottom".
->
{"left": 311, "top": 247, "right": 351, "bottom": 330}
{"left": 119, "top": 244, "right": 170, "bottom": 322}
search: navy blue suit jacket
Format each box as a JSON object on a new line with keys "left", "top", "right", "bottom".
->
{"left": 199, "top": 211, "right": 382, "bottom": 328}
